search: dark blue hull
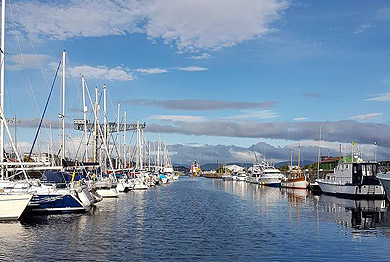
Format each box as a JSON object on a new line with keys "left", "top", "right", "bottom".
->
{"left": 28, "top": 194, "right": 86, "bottom": 213}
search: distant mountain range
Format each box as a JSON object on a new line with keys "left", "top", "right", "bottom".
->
{"left": 173, "top": 160, "right": 315, "bottom": 171}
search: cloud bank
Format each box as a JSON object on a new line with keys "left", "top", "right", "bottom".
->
{"left": 13, "top": 0, "right": 289, "bottom": 51}
{"left": 123, "top": 99, "right": 277, "bottom": 110}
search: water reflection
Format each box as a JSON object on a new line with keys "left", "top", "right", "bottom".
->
{"left": 316, "top": 195, "right": 388, "bottom": 231}
{"left": 3, "top": 178, "right": 390, "bottom": 261}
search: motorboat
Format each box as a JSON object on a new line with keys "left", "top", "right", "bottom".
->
{"left": 317, "top": 158, "right": 384, "bottom": 199}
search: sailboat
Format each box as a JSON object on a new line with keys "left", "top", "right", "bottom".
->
{"left": 281, "top": 144, "right": 309, "bottom": 189}
{"left": 0, "top": 0, "right": 32, "bottom": 220}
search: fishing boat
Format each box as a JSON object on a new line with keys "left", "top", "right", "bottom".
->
{"left": 317, "top": 156, "right": 384, "bottom": 199}
{"left": 190, "top": 160, "right": 201, "bottom": 177}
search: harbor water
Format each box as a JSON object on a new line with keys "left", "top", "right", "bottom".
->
{"left": 2, "top": 177, "right": 390, "bottom": 261}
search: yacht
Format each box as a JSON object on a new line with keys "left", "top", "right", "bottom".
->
{"left": 317, "top": 158, "right": 384, "bottom": 199}
{"left": 0, "top": 193, "right": 32, "bottom": 220}
{"left": 259, "top": 166, "right": 285, "bottom": 187}
{"left": 221, "top": 173, "right": 233, "bottom": 181}
{"left": 237, "top": 172, "right": 247, "bottom": 182}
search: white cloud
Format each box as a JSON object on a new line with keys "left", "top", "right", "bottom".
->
{"left": 350, "top": 113, "right": 382, "bottom": 120}
{"left": 353, "top": 24, "right": 375, "bottom": 34}
{"left": 8, "top": 54, "right": 50, "bottom": 71}
{"left": 144, "top": 0, "right": 288, "bottom": 51}
{"left": 229, "top": 149, "right": 254, "bottom": 162}
{"left": 293, "top": 117, "right": 308, "bottom": 121}
{"left": 189, "top": 53, "right": 211, "bottom": 60}
{"left": 377, "top": 8, "right": 390, "bottom": 21}
{"left": 12, "top": 0, "right": 143, "bottom": 40}
{"left": 13, "top": 0, "right": 288, "bottom": 51}
{"left": 226, "top": 110, "right": 279, "bottom": 120}
{"left": 150, "top": 115, "right": 205, "bottom": 122}
{"left": 69, "top": 65, "right": 135, "bottom": 81}
{"left": 179, "top": 66, "right": 208, "bottom": 72}
{"left": 136, "top": 68, "right": 168, "bottom": 74}
{"left": 365, "top": 93, "right": 390, "bottom": 102}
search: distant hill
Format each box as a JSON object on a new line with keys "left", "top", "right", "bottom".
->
{"left": 274, "top": 160, "right": 314, "bottom": 168}
{"left": 173, "top": 165, "right": 190, "bottom": 172}
{"left": 195, "top": 161, "right": 315, "bottom": 171}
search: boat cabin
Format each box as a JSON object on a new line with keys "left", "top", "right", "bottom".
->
{"left": 325, "top": 162, "right": 379, "bottom": 185}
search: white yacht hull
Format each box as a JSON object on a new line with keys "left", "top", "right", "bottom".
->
{"left": 0, "top": 194, "right": 32, "bottom": 220}
{"left": 259, "top": 177, "right": 281, "bottom": 187}
{"left": 318, "top": 181, "right": 384, "bottom": 199}
{"left": 237, "top": 176, "right": 247, "bottom": 182}
{"left": 96, "top": 188, "right": 119, "bottom": 198}
{"left": 377, "top": 174, "right": 390, "bottom": 201}
{"left": 281, "top": 177, "right": 308, "bottom": 189}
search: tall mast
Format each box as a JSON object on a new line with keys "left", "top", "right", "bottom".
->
{"left": 317, "top": 125, "right": 321, "bottom": 179}
{"left": 0, "top": 0, "right": 5, "bottom": 179}
{"left": 93, "top": 87, "right": 98, "bottom": 162}
{"left": 140, "top": 127, "right": 144, "bottom": 170}
{"left": 157, "top": 137, "right": 160, "bottom": 168}
{"left": 49, "top": 121, "right": 54, "bottom": 166}
{"left": 82, "top": 75, "right": 88, "bottom": 162}
{"left": 103, "top": 84, "right": 107, "bottom": 156}
{"left": 116, "top": 102, "right": 120, "bottom": 169}
{"left": 136, "top": 120, "right": 140, "bottom": 169}
{"left": 298, "top": 143, "right": 301, "bottom": 170}
{"left": 290, "top": 144, "right": 293, "bottom": 170}
{"left": 123, "top": 110, "right": 126, "bottom": 168}
{"left": 61, "top": 50, "right": 66, "bottom": 164}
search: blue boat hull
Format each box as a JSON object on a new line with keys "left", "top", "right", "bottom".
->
{"left": 28, "top": 194, "right": 86, "bottom": 213}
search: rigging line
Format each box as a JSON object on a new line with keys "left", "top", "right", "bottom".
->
{"left": 9, "top": 0, "right": 50, "bottom": 89}
{"left": 27, "top": 59, "right": 62, "bottom": 162}
{"left": 8, "top": 0, "right": 51, "bottom": 136}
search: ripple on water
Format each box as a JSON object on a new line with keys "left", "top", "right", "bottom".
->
{"left": 1, "top": 178, "right": 390, "bottom": 261}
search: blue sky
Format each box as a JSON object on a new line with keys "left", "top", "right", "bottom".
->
{"left": 3, "top": 0, "right": 390, "bottom": 164}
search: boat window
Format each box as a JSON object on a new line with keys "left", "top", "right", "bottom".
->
{"left": 362, "top": 165, "right": 366, "bottom": 176}
{"left": 354, "top": 166, "right": 357, "bottom": 173}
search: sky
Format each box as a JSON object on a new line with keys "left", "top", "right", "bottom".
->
{"left": 2, "top": 0, "right": 390, "bottom": 164}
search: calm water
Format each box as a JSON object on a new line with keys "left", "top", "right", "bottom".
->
{"left": 1, "top": 177, "right": 390, "bottom": 261}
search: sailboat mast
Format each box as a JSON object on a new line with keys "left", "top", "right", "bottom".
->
{"left": 0, "top": 0, "right": 5, "bottom": 179}
{"left": 103, "top": 84, "right": 107, "bottom": 164}
{"left": 298, "top": 143, "right": 301, "bottom": 170}
{"left": 82, "top": 75, "right": 88, "bottom": 162}
{"left": 123, "top": 110, "right": 126, "bottom": 169}
{"left": 116, "top": 102, "right": 120, "bottom": 169}
{"left": 317, "top": 125, "right": 321, "bottom": 179}
{"left": 93, "top": 87, "right": 98, "bottom": 162}
{"left": 136, "top": 120, "right": 140, "bottom": 169}
{"left": 61, "top": 50, "right": 66, "bottom": 164}
{"left": 290, "top": 144, "right": 293, "bottom": 170}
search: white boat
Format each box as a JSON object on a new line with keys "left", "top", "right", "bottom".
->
{"left": 0, "top": 193, "right": 32, "bottom": 220}
{"left": 248, "top": 171, "right": 261, "bottom": 184}
{"left": 94, "top": 178, "right": 119, "bottom": 198}
{"left": 222, "top": 173, "right": 233, "bottom": 181}
{"left": 259, "top": 167, "right": 285, "bottom": 187}
{"left": 237, "top": 172, "right": 247, "bottom": 182}
{"left": 281, "top": 175, "right": 309, "bottom": 189}
{"left": 317, "top": 158, "right": 384, "bottom": 199}
{"left": 280, "top": 144, "right": 309, "bottom": 189}
{"left": 377, "top": 172, "right": 390, "bottom": 201}
{"left": 133, "top": 178, "right": 149, "bottom": 190}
